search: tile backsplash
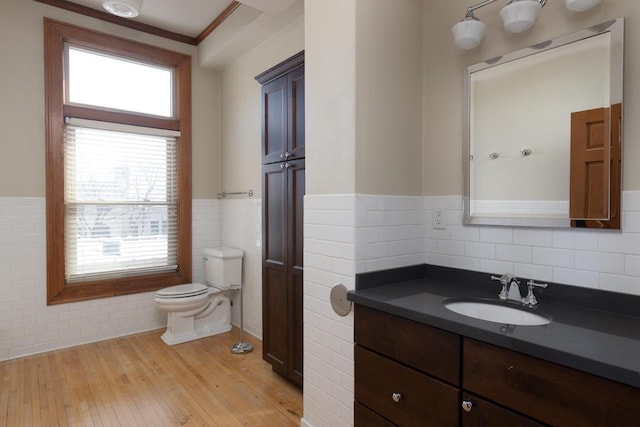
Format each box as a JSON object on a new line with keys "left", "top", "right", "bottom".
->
{"left": 425, "top": 192, "right": 640, "bottom": 295}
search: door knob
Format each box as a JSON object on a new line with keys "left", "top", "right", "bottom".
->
{"left": 391, "top": 392, "right": 402, "bottom": 403}
{"left": 461, "top": 400, "right": 473, "bottom": 412}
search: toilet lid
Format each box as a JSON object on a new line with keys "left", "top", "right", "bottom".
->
{"left": 156, "top": 283, "right": 208, "bottom": 298}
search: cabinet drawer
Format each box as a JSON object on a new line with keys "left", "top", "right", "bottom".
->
{"left": 355, "top": 401, "right": 396, "bottom": 427}
{"left": 355, "top": 305, "right": 460, "bottom": 384}
{"left": 461, "top": 392, "right": 545, "bottom": 427}
{"left": 355, "top": 345, "right": 459, "bottom": 427}
{"left": 464, "top": 338, "right": 640, "bottom": 426}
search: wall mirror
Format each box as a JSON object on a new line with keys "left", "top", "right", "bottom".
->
{"left": 463, "top": 18, "right": 623, "bottom": 228}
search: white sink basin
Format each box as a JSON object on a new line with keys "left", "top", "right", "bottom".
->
{"left": 443, "top": 299, "right": 551, "bottom": 326}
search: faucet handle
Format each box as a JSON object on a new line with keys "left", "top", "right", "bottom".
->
{"left": 524, "top": 280, "right": 548, "bottom": 306}
{"left": 491, "top": 273, "right": 514, "bottom": 284}
{"left": 527, "top": 279, "right": 548, "bottom": 289}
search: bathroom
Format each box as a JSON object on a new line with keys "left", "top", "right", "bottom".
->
{"left": 1, "top": 0, "right": 640, "bottom": 426}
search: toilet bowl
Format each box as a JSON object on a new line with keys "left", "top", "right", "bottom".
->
{"left": 155, "top": 247, "right": 243, "bottom": 345}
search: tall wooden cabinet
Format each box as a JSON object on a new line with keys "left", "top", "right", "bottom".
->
{"left": 256, "top": 51, "right": 304, "bottom": 388}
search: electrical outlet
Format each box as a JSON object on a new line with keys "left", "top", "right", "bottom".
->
{"left": 433, "top": 208, "right": 446, "bottom": 230}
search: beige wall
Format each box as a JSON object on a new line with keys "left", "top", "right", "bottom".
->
{"left": 305, "top": 0, "right": 358, "bottom": 195}
{"left": 219, "top": 17, "right": 304, "bottom": 197}
{"left": 0, "top": 0, "right": 220, "bottom": 199}
{"left": 423, "top": 0, "right": 640, "bottom": 195}
{"left": 306, "top": 0, "right": 423, "bottom": 196}
{"left": 472, "top": 38, "right": 609, "bottom": 201}
{"left": 355, "top": 0, "right": 423, "bottom": 196}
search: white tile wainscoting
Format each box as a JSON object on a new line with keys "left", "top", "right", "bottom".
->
{"left": 302, "top": 193, "right": 426, "bottom": 427}
{"left": 219, "top": 197, "right": 263, "bottom": 339}
{"left": 302, "top": 194, "right": 357, "bottom": 427}
{"left": 425, "top": 191, "right": 640, "bottom": 296}
{"left": 0, "top": 198, "right": 221, "bottom": 362}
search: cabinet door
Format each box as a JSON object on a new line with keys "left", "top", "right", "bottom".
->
{"left": 355, "top": 345, "right": 459, "bottom": 427}
{"left": 464, "top": 338, "right": 640, "bottom": 426}
{"left": 355, "top": 401, "right": 396, "bottom": 427}
{"left": 262, "top": 161, "right": 305, "bottom": 387}
{"left": 287, "top": 66, "right": 305, "bottom": 160}
{"left": 287, "top": 159, "right": 305, "bottom": 387}
{"left": 262, "top": 75, "right": 288, "bottom": 164}
{"left": 262, "top": 162, "right": 288, "bottom": 375}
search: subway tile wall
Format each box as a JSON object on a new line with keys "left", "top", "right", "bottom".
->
{"left": 218, "top": 197, "right": 263, "bottom": 339}
{"left": 355, "top": 194, "right": 426, "bottom": 273}
{"left": 425, "top": 191, "right": 640, "bottom": 295}
{"left": 0, "top": 198, "right": 221, "bottom": 362}
{"left": 302, "top": 194, "right": 429, "bottom": 427}
{"left": 302, "top": 194, "right": 356, "bottom": 427}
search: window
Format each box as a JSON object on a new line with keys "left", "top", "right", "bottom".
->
{"left": 44, "top": 19, "right": 192, "bottom": 304}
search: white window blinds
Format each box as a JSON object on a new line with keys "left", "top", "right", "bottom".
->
{"left": 64, "top": 119, "right": 179, "bottom": 283}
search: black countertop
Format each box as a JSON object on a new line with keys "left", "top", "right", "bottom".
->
{"left": 347, "top": 264, "right": 640, "bottom": 388}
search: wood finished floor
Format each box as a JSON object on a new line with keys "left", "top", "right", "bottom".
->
{"left": 0, "top": 328, "right": 302, "bottom": 426}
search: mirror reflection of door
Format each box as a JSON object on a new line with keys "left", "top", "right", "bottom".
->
{"left": 570, "top": 103, "right": 621, "bottom": 228}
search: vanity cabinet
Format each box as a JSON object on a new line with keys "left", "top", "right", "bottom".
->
{"left": 354, "top": 305, "right": 640, "bottom": 427}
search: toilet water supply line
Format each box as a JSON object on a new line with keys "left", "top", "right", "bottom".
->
{"left": 231, "top": 284, "right": 253, "bottom": 354}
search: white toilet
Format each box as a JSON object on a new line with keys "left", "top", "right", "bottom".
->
{"left": 155, "top": 247, "right": 243, "bottom": 345}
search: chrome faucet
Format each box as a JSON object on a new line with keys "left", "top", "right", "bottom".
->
{"left": 490, "top": 274, "right": 548, "bottom": 306}
{"left": 491, "top": 274, "right": 523, "bottom": 302}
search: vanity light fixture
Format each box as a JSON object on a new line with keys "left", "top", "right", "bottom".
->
{"left": 102, "top": 0, "right": 142, "bottom": 18}
{"left": 453, "top": 0, "right": 602, "bottom": 50}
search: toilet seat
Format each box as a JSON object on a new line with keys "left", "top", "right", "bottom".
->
{"left": 156, "top": 283, "right": 208, "bottom": 299}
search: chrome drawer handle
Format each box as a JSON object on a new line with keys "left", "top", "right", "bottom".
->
{"left": 462, "top": 400, "right": 473, "bottom": 412}
{"left": 391, "top": 392, "right": 402, "bottom": 403}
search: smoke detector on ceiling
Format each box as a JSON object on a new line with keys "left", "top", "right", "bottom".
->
{"left": 102, "top": 0, "right": 143, "bottom": 18}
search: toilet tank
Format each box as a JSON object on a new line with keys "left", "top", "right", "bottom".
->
{"left": 204, "top": 247, "right": 243, "bottom": 290}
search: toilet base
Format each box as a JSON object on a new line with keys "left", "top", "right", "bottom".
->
{"left": 160, "top": 322, "right": 232, "bottom": 346}
{"left": 159, "top": 294, "right": 232, "bottom": 346}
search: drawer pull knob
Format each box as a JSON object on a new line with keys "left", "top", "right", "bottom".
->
{"left": 391, "top": 392, "right": 402, "bottom": 403}
{"left": 462, "top": 400, "right": 473, "bottom": 412}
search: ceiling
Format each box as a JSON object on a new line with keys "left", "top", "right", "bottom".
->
{"left": 51, "top": 0, "right": 303, "bottom": 68}
{"left": 68, "top": 0, "right": 299, "bottom": 38}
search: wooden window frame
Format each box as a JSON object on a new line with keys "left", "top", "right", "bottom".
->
{"left": 44, "top": 18, "right": 192, "bottom": 305}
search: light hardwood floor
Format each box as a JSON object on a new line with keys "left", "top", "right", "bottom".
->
{"left": 0, "top": 328, "right": 303, "bottom": 426}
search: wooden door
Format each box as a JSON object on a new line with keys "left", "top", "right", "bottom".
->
{"left": 288, "top": 67, "right": 305, "bottom": 160}
{"left": 569, "top": 104, "right": 621, "bottom": 228}
{"left": 287, "top": 159, "right": 305, "bottom": 387}
{"left": 262, "top": 160, "right": 305, "bottom": 387}
{"left": 262, "top": 75, "right": 288, "bottom": 165}
{"left": 262, "top": 162, "right": 288, "bottom": 374}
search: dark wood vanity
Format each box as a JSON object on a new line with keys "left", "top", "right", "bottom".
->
{"left": 354, "top": 304, "right": 640, "bottom": 427}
